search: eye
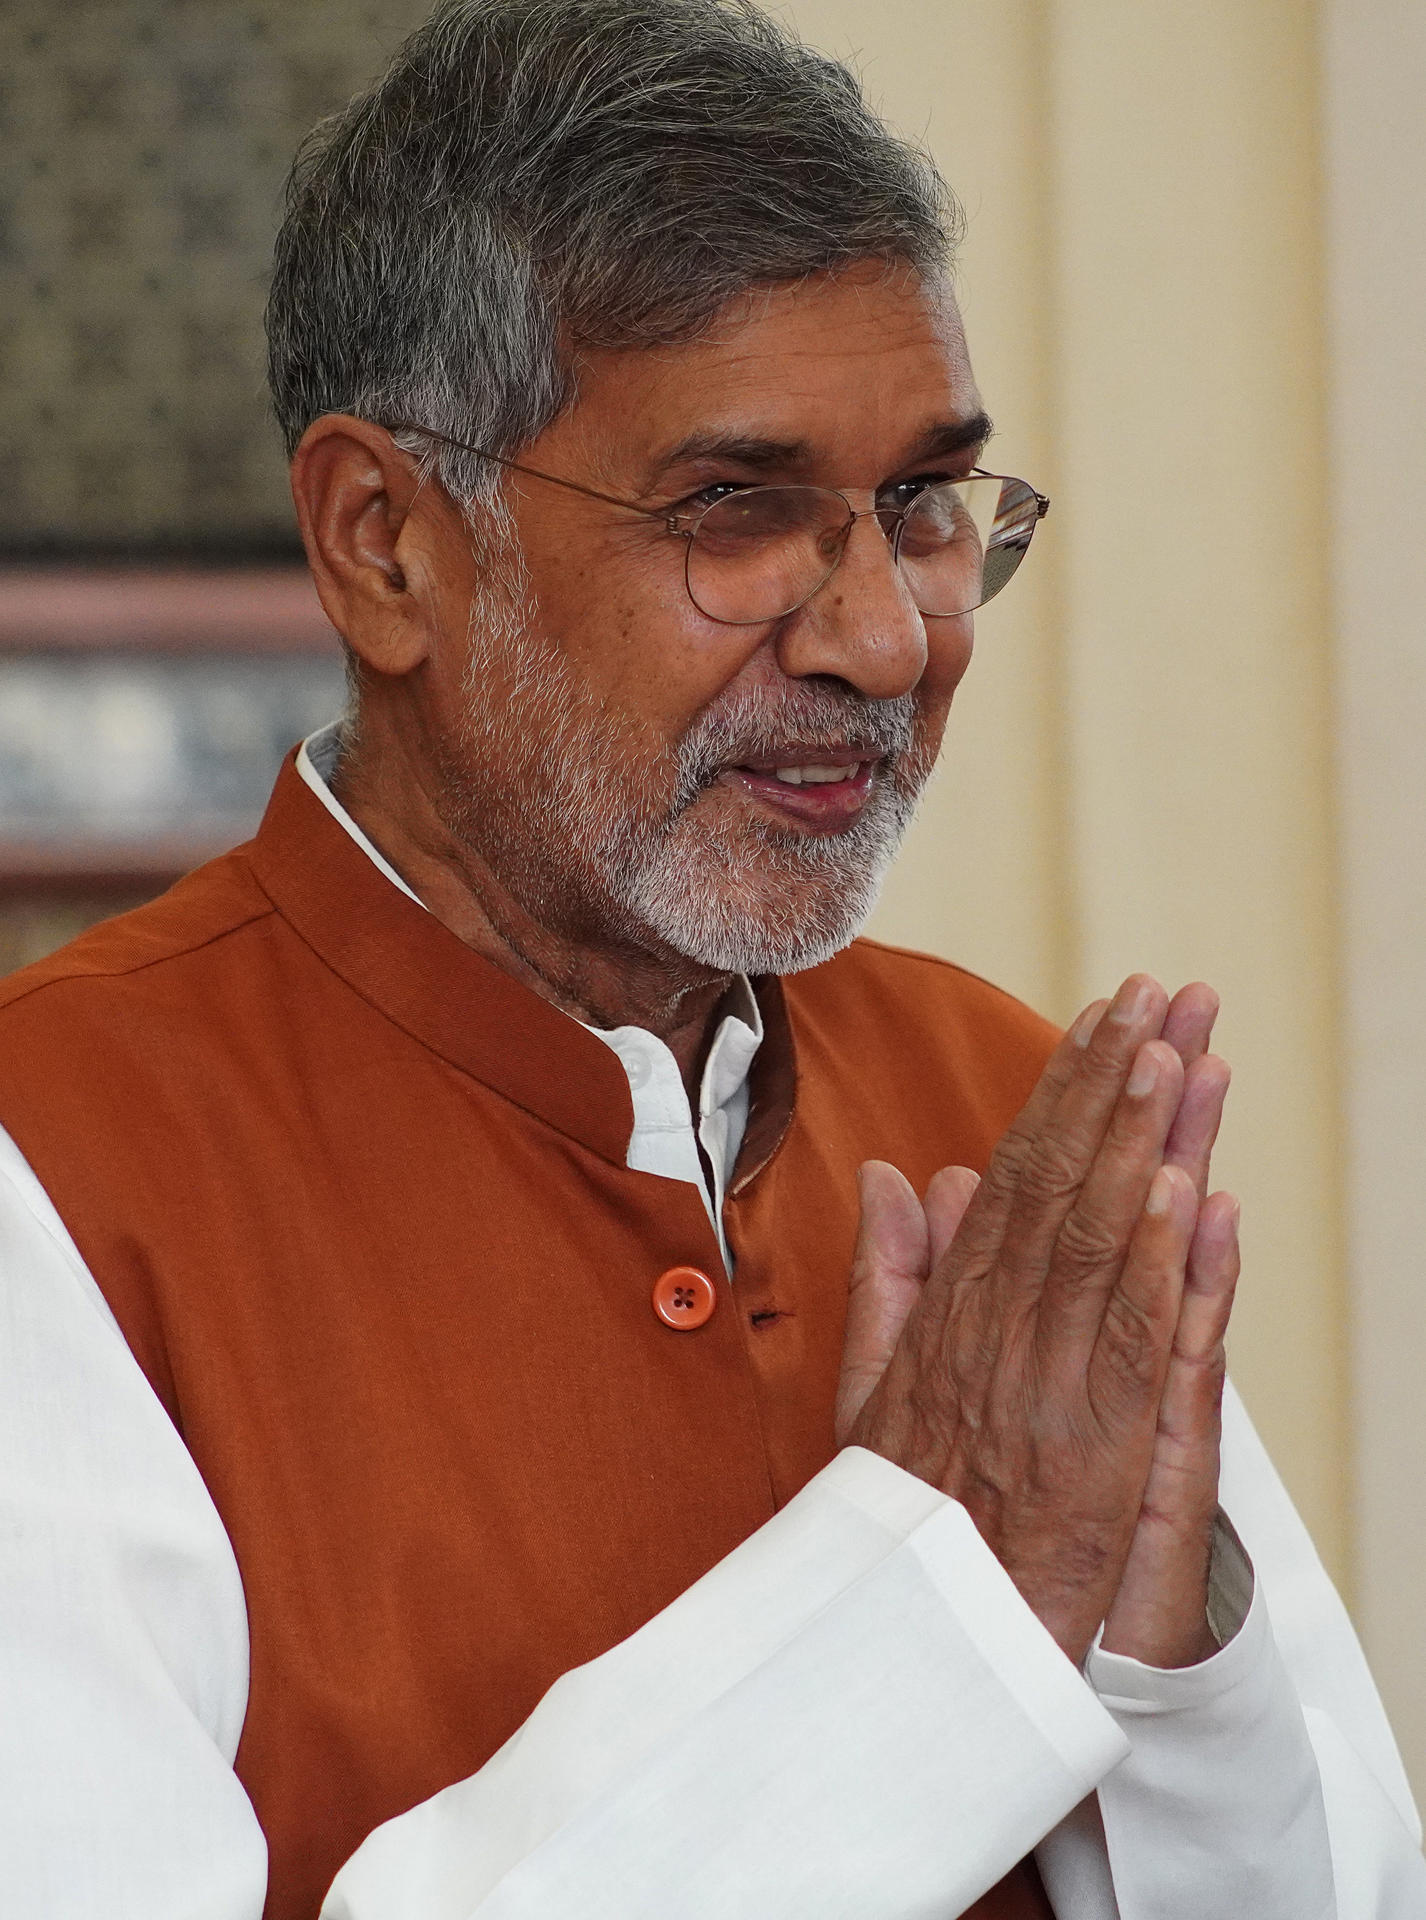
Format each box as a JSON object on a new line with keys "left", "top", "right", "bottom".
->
{"left": 675, "top": 480, "right": 757, "bottom": 515}
{"left": 879, "top": 471, "right": 962, "bottom": 511}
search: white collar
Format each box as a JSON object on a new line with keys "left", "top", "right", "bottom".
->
{"left": 296, "top": 723, "right": 423, "bottom": 909}
{"left": 294, "top": 724, "right": 762, "bottom": 1260}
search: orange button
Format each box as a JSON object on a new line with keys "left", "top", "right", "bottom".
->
{"left": 651, "top": 1265, "right": 717, "bottom": 1330}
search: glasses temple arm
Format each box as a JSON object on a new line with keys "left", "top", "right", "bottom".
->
{"left": 375, "top": 419, "right": 669, "bottom": 521}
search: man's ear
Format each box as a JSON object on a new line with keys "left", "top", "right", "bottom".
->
{"left": 288, "top": 414, "right": 440, "bottom": 677}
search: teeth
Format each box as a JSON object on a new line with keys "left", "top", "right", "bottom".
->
{"left": 773, "top": 764, "right": 860, "bottom": 786}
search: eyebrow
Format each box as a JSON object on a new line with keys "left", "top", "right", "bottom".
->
{"left": 648, "top": 410, "right": 995, "bottom": 486}
{"left": 905, "top": 412, "right": 996, "bottom": 463}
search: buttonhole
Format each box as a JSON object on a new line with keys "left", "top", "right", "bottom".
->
{"left": 748, "top": 1307, "right": 786, "bottom": 1330}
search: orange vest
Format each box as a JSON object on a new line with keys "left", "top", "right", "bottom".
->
{"left": 0, "top": 758, "right": 1060, "bottom": 1920}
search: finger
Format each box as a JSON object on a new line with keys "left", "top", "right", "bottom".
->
{"left": 1163, "top": 1054, "right": 1230, "bottom": 1203}
{"left": 1167, "top": 1190, "right": 1240, "bottom": 1382}
{"left": 1127, "top": 1192, "right": 1240, "bottom": 1533}
{"left": 1031, "top": 1037, "right": 1186, "bottom": 1355}
{"left": 949, "top": 997, "right": 1110, "bottom": 1255}
{"left": 924, "top": 1165, "right": 980, "bottom": 1269}
{"left": 1160, "top": 982, "right": 1219, "bottom": 1068}
{"left": 1086, "top": 1162, "right": 1196, "bottom": 1436}
{"left": 954, "top": 975, "right": 1169, "bottom": 1287}
{"left": 836, "top": 1162, "right": 930, "bottom": 1445}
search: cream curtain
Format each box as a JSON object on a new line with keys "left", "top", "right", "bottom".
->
{"left": 784, "top": 0, "right": 1426, "bottom": 1803}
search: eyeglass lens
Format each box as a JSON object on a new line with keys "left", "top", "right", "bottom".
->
{"left": 684, "top": 475, "right": 1042, "bottom": 625}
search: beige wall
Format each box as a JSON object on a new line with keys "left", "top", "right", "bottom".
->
{"left": 785, "top": 0, "right": 1422, "bottom": 1797}
{"left": 1322, "top": 0, "right": 1426, "bottom": 1808}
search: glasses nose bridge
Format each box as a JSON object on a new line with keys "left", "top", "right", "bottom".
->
{"left": 850, "top": 502, "right": 902, "bottom": 532}
{"left": 822, "top": 496, "right": 909, "bottom": 581}
{"left": 818, "top": 484, "right": 899, "bottom": 538}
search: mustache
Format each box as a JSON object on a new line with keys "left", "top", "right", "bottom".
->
{"left": 671, "top": 684, "right": 919, "bottom": 804}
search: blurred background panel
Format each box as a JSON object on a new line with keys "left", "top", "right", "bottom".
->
{"left": 0, "top": 0, "right": 430, "bottom": 961}
{"left": 0, "top": 566, "right": 342, "bottom": 967}
{"left": 0, "top": 0, "right": 427, "bottom": 555}
{"left": 1, "top": 0, "right": 1423, "bottom": 1806}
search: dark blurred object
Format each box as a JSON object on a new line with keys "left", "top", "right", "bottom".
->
{"left": 0, "top": 0, "right": 430, "bottom": 559}
{"left": 0, "top": 563, "right": 346, "bottom": 969}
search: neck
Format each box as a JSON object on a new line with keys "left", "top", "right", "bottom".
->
{"left": 329, "top": 714, "right": 737, "bottom": 1092}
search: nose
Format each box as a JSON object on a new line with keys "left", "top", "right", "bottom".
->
{"left": 772, "top": 506, "right": 929, "bottom": 699}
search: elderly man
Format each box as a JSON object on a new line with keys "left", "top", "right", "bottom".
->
{"left": 0, "top": 2, "right": 1420, "bottom": 1916}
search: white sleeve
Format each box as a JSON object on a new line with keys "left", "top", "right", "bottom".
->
{"left": 0, "top": 1122, "right": 1129, "bottom": 1920}
{"left": 1216, "top": 1381, "right": 1426, "bottom": 1915}
{"left": 1035, "top": 1380, "right": 1426, "bottom": 1920}
{"left": 0, "top": 1129, "right": 268, "bottom": 1919}
{"left": 323, "top": 1449, "right": 1126, "bottom": 1919}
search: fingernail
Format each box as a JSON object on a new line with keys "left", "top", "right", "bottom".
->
{"left": 1127, "top": 1046, "right": 1160, "bottom": 1098}
{"left": 1146, "top": 1166, "right": 1176, "bottom": 1216}
{"left": 1108, "top": 976, "right": 1154, "bottom": 1026}
{"left": 1070, "top": 1002, "right": 1105, "bottom": 1048}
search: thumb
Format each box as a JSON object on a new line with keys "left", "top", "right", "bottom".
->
{"left": 835, "top": 1161, "right": 929, "bottom": 1446}
{"left": 924, "top": 1164, "right": 982, "bottom": 1270}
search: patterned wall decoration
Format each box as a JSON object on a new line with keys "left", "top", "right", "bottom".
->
{"left": 0, "top": 0, "right": 431, "bottom": 558}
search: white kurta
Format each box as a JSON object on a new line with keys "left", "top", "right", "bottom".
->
{"left": 0, "top": 730, "right": 1420, "bottom": 1917}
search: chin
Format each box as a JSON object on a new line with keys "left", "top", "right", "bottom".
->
{"left": 623, "top": 807, "right": 908, "bottom": 976}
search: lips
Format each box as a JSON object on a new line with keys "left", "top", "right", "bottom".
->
{"left": 719, "top": 749, "right": 878, "bottom": 827}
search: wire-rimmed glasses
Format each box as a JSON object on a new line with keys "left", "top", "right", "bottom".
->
{"left": 380, "top": 419, "right": 1049, "bottom": 625}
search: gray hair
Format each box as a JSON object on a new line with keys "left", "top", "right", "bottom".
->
{"left": 265, "top": 0, "right": 961, "bottom": 503}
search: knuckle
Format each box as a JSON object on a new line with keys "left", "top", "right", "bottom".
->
{"left": 981, "top": 1125, "right": 1035, "bottom": 1198}
{"left": 1098, "top": 1289, "right": 1168, "bottom": 1390}
{"left": 1053, "top": 1204, "right": 1126, "bottom": 1277}
{"left": 974, "top": 1152, "right": 1021, "bottom": 1213}
{"left": 1013, "top": 1138, "right": 1084, "bottom": 1214}
{"left": 1176, "top": 1344, "right": 1228, "bottom": 1407}
{"left": 1077, "top": 1029, "right": 1141, "bottom": 1084}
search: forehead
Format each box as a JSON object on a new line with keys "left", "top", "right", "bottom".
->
{"left": 562, "top": 263, "right": 980, "bottom": 482}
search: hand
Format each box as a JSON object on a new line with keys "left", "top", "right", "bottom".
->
{"left": 1100, "top": 987, "right": 1239, "bottom": 1666}
{"left": 838, "top": 975, "right": 1226, "bottom": 1667}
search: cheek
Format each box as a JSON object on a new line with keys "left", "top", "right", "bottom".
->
{"left": 919, "top": 613, "right": 975, "bottom": 721}
{"left": 552, "top": 563, "right": 769, "bottom": 731}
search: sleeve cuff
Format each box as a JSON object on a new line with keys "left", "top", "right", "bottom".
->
{"left": 1087, "top": 1508, "right": 1260, "bottom": 1707}
{"left": 1086, "top": 1509, "right": 1336, "bottom": 1920}
{"left": 325, "top": 1447, "right": 1128, "bottom": 1919}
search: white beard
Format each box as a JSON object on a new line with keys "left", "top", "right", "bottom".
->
{"left": 619, "top": 683, "right": 930, "bottom": 973}
{"left": 446, "top": 527, "right": 936, "bottom": 976}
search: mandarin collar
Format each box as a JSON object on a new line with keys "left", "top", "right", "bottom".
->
{"left": 246, "top": 753, "right": 796, "bottom": 1176}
